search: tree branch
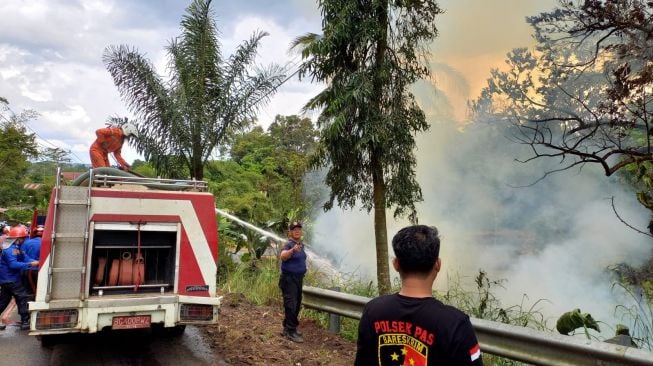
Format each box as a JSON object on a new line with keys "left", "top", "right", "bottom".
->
{"left": 611, "top": 196, "right": 653, "bottom": 238}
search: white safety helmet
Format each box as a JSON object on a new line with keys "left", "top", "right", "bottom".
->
{"left": 121, "top": 123, "right": 138, "bottom": 138}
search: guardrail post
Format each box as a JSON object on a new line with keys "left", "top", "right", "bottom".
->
{"left": 328, "top": 286, "right": 341, "bottom": 333}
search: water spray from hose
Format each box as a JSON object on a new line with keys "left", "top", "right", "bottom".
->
{"left": 214, "top": 208, "right": 340, "bottom": 278}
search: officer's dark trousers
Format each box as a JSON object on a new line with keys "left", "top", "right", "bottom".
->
{"left": 0, "top": 282, "right": 31, "bottom": 323}
{"left": 279, "top": 272, "right": 303, "bottom": 332}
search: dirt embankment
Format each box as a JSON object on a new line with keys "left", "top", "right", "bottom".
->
{"left": 205, "top": 293, "right": 356, "bottom": 365}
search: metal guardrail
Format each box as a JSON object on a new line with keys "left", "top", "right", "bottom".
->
{"left": 302, "top": 286, "right": 653, "bottom": 366}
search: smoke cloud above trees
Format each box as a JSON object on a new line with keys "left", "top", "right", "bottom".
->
{"left": 307, "top": 0, "right": 651, "bottom": 333}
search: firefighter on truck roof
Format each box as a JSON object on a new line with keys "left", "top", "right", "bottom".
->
{"left": 89, "top": 123, "right": 137, "bottom": 169}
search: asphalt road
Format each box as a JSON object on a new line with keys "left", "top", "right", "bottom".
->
{"left": 0, "top": 313, "right": 228, "bottom": 366}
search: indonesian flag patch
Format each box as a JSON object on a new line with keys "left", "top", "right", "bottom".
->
{"left": 469, "top": 343, "right": 481, "bottom": 362}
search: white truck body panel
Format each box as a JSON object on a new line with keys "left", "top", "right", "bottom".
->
{"left": 28, "top": 171, "right": 220, "bottom": 336}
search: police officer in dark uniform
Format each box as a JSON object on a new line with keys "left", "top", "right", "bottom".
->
{"left": 0, "top": 226, "right": 39, "bottom": 330}
{"left": 278, "top": 221, "right": 307, "bottom": 343}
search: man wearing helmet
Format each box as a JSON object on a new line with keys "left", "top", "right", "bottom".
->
{"left": 0, "top": 226, "right": 9, "bottom": 249}
{"left": 22, "top": 226, "right": 43, "bottom": 295}
{"left": 0, "top": 226, "right": 39, "bottom": 330}
{"left": 23, "top": 225, "right": 43, "bottom": 261}
{"left": 89, "top": 123, "right": 137, "bottom": 169}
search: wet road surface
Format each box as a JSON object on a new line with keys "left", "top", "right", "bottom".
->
{"left": 0, "top": 319, "right": 228, "bottom": 366}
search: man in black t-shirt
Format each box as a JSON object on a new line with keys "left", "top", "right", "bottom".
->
{"left": 355, "top": 225, "right": 483, "bottom": 366}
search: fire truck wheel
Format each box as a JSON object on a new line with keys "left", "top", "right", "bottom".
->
{"left": 153, "top": 324, "right": 186, "bottom": 337}
{"left": 38, "top": 334, "right": 60, "bottom": 347}
{"left": 169, "top": 324, "right": 186, "bottom": 337}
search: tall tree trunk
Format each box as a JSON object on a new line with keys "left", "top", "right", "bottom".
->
{"left": 372, "top": 156, "right": 391, "bottom": 295}
{"left": 193, "top": 165, "right": 203, "bottom": 180}
{"left": 192, "top": 143, "right": 204, "bottom": 180}
{"left": 370, "top": 0, "right": 391, "bottom": 295}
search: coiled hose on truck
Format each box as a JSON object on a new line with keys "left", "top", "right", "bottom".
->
{"left": 70, "top": 167, "right": 192, "bottom": 191}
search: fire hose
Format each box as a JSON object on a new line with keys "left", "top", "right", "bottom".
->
{"left": 70, "top": 167, "right": 193, "bottom": 191}
{"left": 97, "top": 223, "right": 145, "bottom": 289}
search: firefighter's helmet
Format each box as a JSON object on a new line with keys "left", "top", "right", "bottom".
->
{"left": 122, "top": 123, "right": 138, "bottom": 138}
{"left": 7, "top": 226, "right": 28, "bottom": 238}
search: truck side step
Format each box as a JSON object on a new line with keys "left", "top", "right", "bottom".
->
{"left": 57, "top": 199, "right": 89, "bottom": 205}
{"left": 51, "top": 267, "right": 85, "bottom": 273}
{"left": 53, "top": 233, "right": 86, "bottom": 239}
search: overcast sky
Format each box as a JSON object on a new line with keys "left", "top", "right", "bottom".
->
{"left": 0, "top": 0, "right": 555, "bottom": 165}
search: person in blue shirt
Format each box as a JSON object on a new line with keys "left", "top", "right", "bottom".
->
{"left": 22, "top": 225, "right": 42, "bottom": 262}
{"left": 278, "top": 220, "right": 307, "bottom": 343}
{"left": 21, "top": 225, "right": 42, "bottom": 295}
{"left": 0, "top": 226, "right": 39, "bottom": 330}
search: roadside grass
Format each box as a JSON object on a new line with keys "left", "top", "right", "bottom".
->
{"left": 218, "top": 259, "right": 653, "bottom": 363}
{"left": 613, "top": 282, "right": 653, "bottom": 351}
{"left": 442, "top": 271, "right": 549, "bottom": 366}
{"left": 218, "top": 259, "right": 552, "bottom": 365}
{"left": 218, "top": 257, "right": 282, "bottom": 306}
{"left": 443, "top": 270, "right": 550, "bottom": 331}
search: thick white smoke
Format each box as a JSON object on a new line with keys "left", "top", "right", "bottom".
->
{"left": 307, "top": 70, "right": 652, "bottom": 336}
{"left": 305, "top": 0, "right": 651, "bottom": 337}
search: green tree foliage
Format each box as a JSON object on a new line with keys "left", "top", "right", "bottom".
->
{"left": 0, "top": 99, "right": 39, "bottom": 207}
{"left": 27, "top": 161, "right": 55, "bottom": 183}
{"left": 27, "top": 148, "right": 71, "bottom": 183}
{"left": 473, "top": 1, "right": 653, "bottom": 214}
{"left": 29, "top": 182, "right": 53, "bottom": 212}
{"left": 268, "top": 115, "right": 319, "bottom": 205}
{"left": 292, "top": 0, "right": 443, "bottom": 294}
{"left": 103, "top": 0, "right": 285, "bottom": 180}
{"left": 208, "top": 158, "right": 275, "bottom": 223}
{"left": 3, "top": 208, "right": 34, "bottom": 225}
{"left": 25, "top": 147, "right": 74, "bottom": 212}
{"left": 40, "top": 147, "right": 70, "bottom": 165}
{"left": 225, "top": 115, "right": 318, "bottom": 219}
{"left": 130, "top": 159, "right": 157, "bottom": 178}
{"left": 208, "top": 115, "right": 317, "bottom": 259}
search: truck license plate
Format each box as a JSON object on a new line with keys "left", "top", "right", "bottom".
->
{"left": 112, "top": 315, "right": 151, "bottom": 330}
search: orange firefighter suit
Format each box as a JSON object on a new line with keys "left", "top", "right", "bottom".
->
{"left": 89, "top": 127, "right": 130, "bottom": 169}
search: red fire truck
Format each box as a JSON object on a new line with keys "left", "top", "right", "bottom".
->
{"left": 28, "top": 168, "right": 220, "bottom": 344}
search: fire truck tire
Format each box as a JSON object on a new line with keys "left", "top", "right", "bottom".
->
{"left": 38, "top": 334, "right": 61, "bottom": 347}
{"left": 169, "top": 325, "right": 186, "bottom": 337}
{"left": 154, "top": 324, "right": 186, "bottom": 337}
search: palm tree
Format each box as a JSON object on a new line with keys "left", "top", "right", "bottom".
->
{"left": 103, "top": 0, "right": 285, "bottom": 179}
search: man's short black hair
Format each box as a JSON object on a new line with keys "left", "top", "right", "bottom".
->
{"left": 392, "top": 225, "right": 440, "bottom": 274}
{"left": 288, "top": 221, "right": 303, "bottom": 230}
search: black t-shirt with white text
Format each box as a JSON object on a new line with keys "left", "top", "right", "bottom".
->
{"left": 355, "top": 294, "right": 483, "bottom": 366}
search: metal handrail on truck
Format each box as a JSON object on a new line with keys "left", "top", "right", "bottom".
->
{"left": 69, "top": 167, "right": 208, "bottom": 191}
{"left": 91, "top": 174, "right": 208, "bottom": 191}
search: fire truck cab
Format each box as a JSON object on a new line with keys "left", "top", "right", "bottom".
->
{"left": 29, "top": 168, "right": 220, "bottom": 343}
